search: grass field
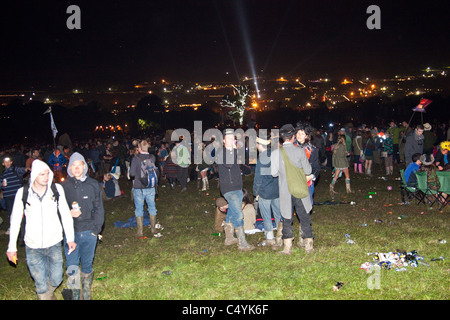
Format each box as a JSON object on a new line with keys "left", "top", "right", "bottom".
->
{"left": 0, "top": 163, "right": 449, "bottom": 301}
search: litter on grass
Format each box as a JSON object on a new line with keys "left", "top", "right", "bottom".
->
{"left": 360, "top": 250, "right": 431, "bottom": 272}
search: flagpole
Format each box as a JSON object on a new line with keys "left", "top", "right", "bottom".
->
{"left": 43, "top": 105, "right": 58, "bottom": 150}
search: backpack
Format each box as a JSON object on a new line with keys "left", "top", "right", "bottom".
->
{"left": 138, "top": 155, "right": 158, "bottom": 188}
{"left": 22, "top": 182, "right": 61, "bottom": 222}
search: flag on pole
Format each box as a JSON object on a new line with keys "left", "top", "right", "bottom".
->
{"left": 50, "top": 113, "right": 58, "bottom": 138}
{"left": 412, "top": 98, "right": 432, "bottom": 113}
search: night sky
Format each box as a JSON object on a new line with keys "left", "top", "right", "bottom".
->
{"left": 1, "top": 0, "right": 449, "bottom": 90}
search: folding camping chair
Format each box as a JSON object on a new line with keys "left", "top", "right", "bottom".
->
{"left": 399, "top": 169, "right": 423, "bottom": 204}
{"left": 436, "top": 171, "right": 450, "bottom": 210}
{"left": 416, "top": 171, "right": 439, "bottom": 207}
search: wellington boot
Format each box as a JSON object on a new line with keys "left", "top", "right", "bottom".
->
{"left": 205, "top": 178, "right": 209, "bottom": 190}
{"left": 136, "top": 216, "right": 144, "bottom": 237}
{"left": 279, "top": 238, "right": 294, "bottom": 255}
{"left": 235, "top": 226, "right": 255, "bottom": 251}
{"left": 346, "top": 183, "right": 353, "bottom": 193}
{"left": 201, "top": 178, "right": 207, "bottom": 191}
{"left": 358, "top": 163, "right": 363, "bottom": 173}
{"left": 214, "top": 209, "right": 226, "bottom": 232}
{"left": 263, "top": 230, "right": 276, "bottom": 246}
{"left": 224, "top": 223, "right": 238, "bottom": 246}
{"left": 150, "top": 215, "right": 157, "bottom": 234}
{"left": 330, "top": 184, "right": 338, "bottom": 195}
{"left": 66, "top": 268, "right": 81, "bottom": 300}
{"left": 304, "top": 238, "right": 314, "bottom": 254}
{"left": 272, "top": 222, "right": 283, "bottom": 250}
{"left": 81, "top": 271, "right": 94, "bottom": 300}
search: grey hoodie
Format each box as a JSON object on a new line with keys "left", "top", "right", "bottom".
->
{"left": 62, "top": 153, "right": 104, "bottom": 234}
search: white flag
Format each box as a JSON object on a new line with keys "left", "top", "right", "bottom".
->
{"left": 50, "top": 113, "right": 58, "bottom": 138}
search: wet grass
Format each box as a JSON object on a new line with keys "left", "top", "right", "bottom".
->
{"left": 0, "top": 164, "right": 449, "bottom": 300}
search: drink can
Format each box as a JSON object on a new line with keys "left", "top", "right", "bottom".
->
{"left": 72, "top": 201, "right": 80, "bottom": 211}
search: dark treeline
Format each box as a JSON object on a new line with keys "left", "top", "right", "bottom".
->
{"left": 1, "top": 93, "right": 449, "bottom": 144}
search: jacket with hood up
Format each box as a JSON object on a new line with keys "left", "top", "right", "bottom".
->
{"left": 7, "top": 160, "right": 75, "bottom": 253}
{"left": 62, "top": 152, "right": 104, "bottom": 235}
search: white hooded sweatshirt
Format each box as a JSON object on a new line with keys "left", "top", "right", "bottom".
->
{"left": 7, "top": 160, "right": 75, "bottom": 252}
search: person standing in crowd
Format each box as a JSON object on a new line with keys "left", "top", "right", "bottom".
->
{"left": 422, "top": 123, "right": 436, "bottom": 162}
{"left": 48, "top": 148, "right": 66, "bottom": 182}
{"left": 383, "top": 132, "right": 394, "bottom": 175}
{"left": 330, "top": 135, "right": 352, "bottom": 194}
{"left": 295, "top": 121, "right": 320, "bottom": 204}
{"left": 362, "top": 130, "right": 376, "bottom": 176}
{"left": 1, "top": 155, "right": 29, "bottom": 235}
{"left": 271, "top": 124, "right": 314, "bottom": 255}
{"left": 217, "top": 128, "right": 254, "bottom": 251}
{"left": 404, "top": 124, "right": 424, "bottom": 167}
{"left": 130, "top": 140, "right": 158, "bottom": 236}
{"left": 26, "top": 148, "right": 40, "bottom": 171}
{"left": 352, "top": 129, "right": 364, "bottom": 174}
{"left": 399, "top": 121, "right": 411, "bottom": 163}
{"left": 7, "top": 160, "right": 76, "bottom": 300}
{"left": 324, "top": 131, "right": 336, "bottom": 169}
{"left": 171, "top": 139, "right": 190, "bottom": 193}
{"left": 387, "top": 121, "right": 402, "bottom": 164}
{"left": 62, "top": 152, "right": 104, "bottom": 300}
{"left": 253, "top": 135, "right": 281, "bottom": 247}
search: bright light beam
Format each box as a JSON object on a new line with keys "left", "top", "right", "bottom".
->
{"left": 235, "top": 0, "right": 260, "bottom": 98}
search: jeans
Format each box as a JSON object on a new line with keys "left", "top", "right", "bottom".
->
{"left": 26, "top": 242, "right": 64, "bottom": 294}
{"left": 258, "top": 197, "right": 281, "bottom": 233}
{"left": 64, "top": 230, "right": 98, "bottom": 274}
{"left": 282, "top": 195, "right": 313, "bottom": 239}
{"left": 133, "top": 188, "right": 157, "bottom": 218}
{"left": 223, "top": 189, "right": 244, "bottom": 228}
{"left": 309, "top": 184, "right": 315, "bottom": 204}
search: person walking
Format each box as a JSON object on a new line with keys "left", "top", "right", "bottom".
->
{"left": 6, "top": 160, "right": 76, "bottom": 300}
{"left": 62, "top": 152, "right": 104, "bottom": 300}
{"left": 271, "top": 124, "right": 314, "bottom": 255}
{"left": 330, "top": 135, "right": 352, "bottom": 194}
{"left": 1, "top": 155, "right": 29, "bottom": 237}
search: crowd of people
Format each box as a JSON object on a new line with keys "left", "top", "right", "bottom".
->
{"left": 1, "top": 118, "right": 450, "bottom": 299}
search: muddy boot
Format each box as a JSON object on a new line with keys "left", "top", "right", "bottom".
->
{"left": 272, "top": 222, "right": 283, "bottom": 250}
{"left": 214, "top": 209, "right": 225, "bottom": 232}
{"left": 201, "top": 177, "right": 207, "bottom": 191}
{"left": 304, "top": 238, "right": 314, "bottom": 254}
{"left": 81, "top": 271, "right": 94, "bottom": 300}
{"left": 224, "top": 222, "right": 238, "bottom": 246}
{"left": 136, "top": 216, "right": 144, "bottom": 237}
{"left": 235, "top": 226, "right": 255, "bottom": 251}
{"left": 263, "top": 230, "right": 276, "bottom": 246}
{"left": 149, "top": 215, "right": 157, "bottom": 234}
{"left": 279, "top": 238, "right": 294, "bottom": 255}
{"left": 37, "top": 285, "right": 57, "bottom": 300}
{"left": 345, "top": 179, "right": 352, "bottom": 193}
{"left": 205, "top": 178, "right": 209, "bottom": 190}
{"left": 330, "top": 183, "right": 338, "bottom": 195}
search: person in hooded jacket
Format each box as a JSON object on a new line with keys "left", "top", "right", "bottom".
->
{"left": 6, "top": 160, "right": 76, "bottom": 300}
{"left": 62, "top": 152, "right": 104, "bottom": 300}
